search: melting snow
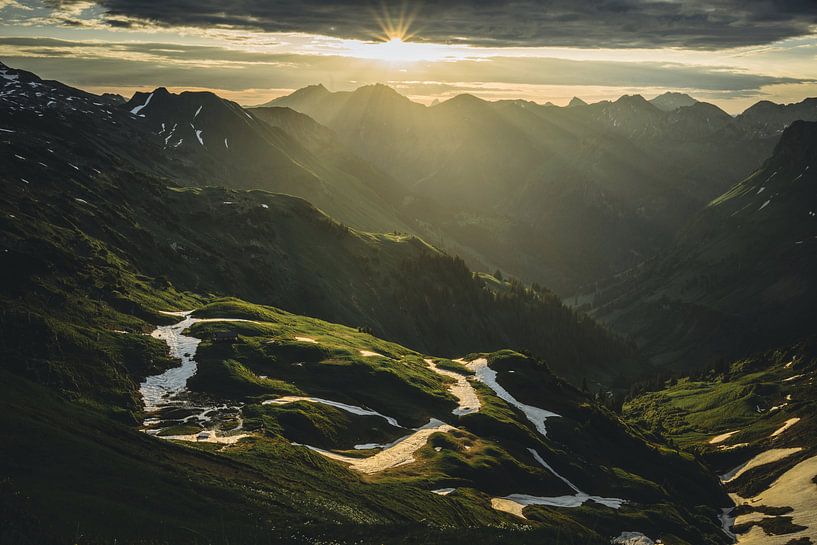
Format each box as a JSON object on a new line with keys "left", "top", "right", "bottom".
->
{"left": 425, "top": 358, "right": 481, "bottom": 416}
{"left": 294, "top": 336, "right": 318, "bottom": 343}
{"left": 709, "top": 430, "right": 739, "bottom": 444}
{"left": 491, "top": 448, "right": 625, "bottom": 518}
{"left": 771, "top": 417, "right": 800, "bottom": 438}
{"left": 224, "top": 137, "right": 229, "bottom": 149}
{"left": 465, "top": 358, "right": 559, "bottom": 437}
{"left": 130, "top": 92, "right": 154, "bottom": 115}
{"left": 611, "top": 532, "right": 655, "bottom": 545}
{"left": 195, "top": 129, "right": 204, "bottom": 145}
{"left": 0, "top": 128, "right": 14, "bottom": 133}
{"left": 299, "top": 419, "right": 454, "bottom": 474}
{"left": 758, "top": 200, "right": 771, "bottom": 211}
{"left": 262, "top": 396, "right": 403, "bottom": 428}
{"left": 432, "top": 488, "right": 455, "bottom": 496}
{"left": 730, "top": 455, "right": 817, "bottom": 545}
{"left": 359, "top": 350, "right": 384, "bottom": 357}
{"left": 721, "top": 448, "right": 803, "bottom": 483}
{"left": 194, "top": 105, "right": 203, "bottom": 117}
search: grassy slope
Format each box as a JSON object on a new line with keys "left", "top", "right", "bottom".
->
{"left": 624, "top": 339, "right": 817, "bottom": 498}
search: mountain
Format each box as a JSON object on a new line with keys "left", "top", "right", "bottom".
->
{"left": 1, "top": 64, "right": 731, "bottom": 545}
{"left": 737, "top": 97, "right": 817, "bottom": 137}
{"left": 121, "top": 85, "right": 410, "bottom": 233}
{"left": 624, "top": 338, "right": 817, "bottom": 543}
{"left": 270, "top": 83, "right": 798, "bottom": 295}
{"left": 567, "top": 96, "right": 587, "bottom": 107}
{"left": 0, "top": 60, "right": 645, "bottom": 386}
{"left": 650, "top": 92, "right": 699, "bottom": 111}
{"left": 589, "top": 120, "right": 817, "bottom": 369}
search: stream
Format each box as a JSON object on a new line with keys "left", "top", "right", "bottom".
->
{"left": 139, "top": 311, "right": 254, "bottom": 443}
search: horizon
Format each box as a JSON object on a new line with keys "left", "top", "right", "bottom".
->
{"left": 8, "top": 60, "right": 810, "bottom": 115}
{"left": 2, "top": 1, "right": 817, "bottom": 114}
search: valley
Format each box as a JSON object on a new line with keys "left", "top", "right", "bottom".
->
{"left": 2, "top": 46, "right": 817, "bottom": 545}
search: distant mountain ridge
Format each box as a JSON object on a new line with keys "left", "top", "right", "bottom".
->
{"left": 270, "top": 83, "right": 817, "bottom": 294}
{"left": 649, "top": 92, "right": 699, "bottom": 111}
{"left": 121, "top": 85, "right": 410, "bottom": 233}
{"left": 590, "top": 120, "right": 817, "bottom": 369}
{"left": 0, "top": 61, "right": 642, "bottom": 387}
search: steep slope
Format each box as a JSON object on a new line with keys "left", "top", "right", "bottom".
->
{"left": 122, "top": 85, "right": 409, "bottom": 233}
{"left": 270, "top": 84, "right": 788, "bottom": 294}
{"left": 2, "top": 67, "right": 729, "bottom": 542}
{"left": 590, "top": 121, "right": 817, "bottom": 369}
{"left": 737, "top": 97, "right": 817, "bottom": 137}
{"left": 624, "top": 339, "right": 817, "bottom": 544}
{"left": 0, "top": 61, "right": 645, "bottom": 387}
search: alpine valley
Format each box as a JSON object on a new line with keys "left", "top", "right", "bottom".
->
{"left": 1, "top": 31, "right": 817, "bottom": 545}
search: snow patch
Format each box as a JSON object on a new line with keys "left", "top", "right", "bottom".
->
{"left": 709, "top": 430, "right": 738, "bottom": 444}
{"left": 720, "top": 447, "right": 803, "bottom": 483}
{"left": 611, "top": 532, "right": 655, "bottom": 545}
{"left": 263, "top": 396, "right": 403, "bottom": 428}
{"left": 465, "top": 358, "right": 559, "bottom": 436}
{"left": 425, "top": 358, "right": 481, "bottom": 416}
{"left": 432, "top": 488, "right": 455, "bottom": 496}
{"left": 771, "top": 417, "right": 800, "bottom": 438}
{"left": 491, "top": 449, "right": 626, "bottom": 518}
{"left": 130, "top": 92, "right": 154, "bottom": 115}
{"left": 299, "top": 419, "right": 454, "bottom": 474}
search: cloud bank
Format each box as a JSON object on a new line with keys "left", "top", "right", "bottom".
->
{"left": 47, "top": 0, "right": 817, "bottom": 49}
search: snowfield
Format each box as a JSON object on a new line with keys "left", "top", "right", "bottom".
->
{"left": 425, "top": 358, "right": 481, "bottom": 416}
{"left": 262, "top": 396, "right": 404, "bottom": 428}
{"left": 465, "top": 357, "right": 559, "bottom": 436}
{"left": 300, "top": 419, "right": 455, "bottom": 474}
{"left": 491, "top": 448, "right": 626, "bottom": 518}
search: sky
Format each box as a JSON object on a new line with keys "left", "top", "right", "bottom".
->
{"left": 1, "top": 1, "right": 817, "bottom": 112}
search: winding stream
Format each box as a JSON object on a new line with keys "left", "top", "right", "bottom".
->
{"left": 140, "top": 311, "right": 255, "bottom": 443}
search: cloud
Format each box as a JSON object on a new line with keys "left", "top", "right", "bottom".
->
{"left": 45, "top": 0, "right": 817, "bottom": 49}
{"left": 0, "top": 36, "right": 808, "bottom": 104}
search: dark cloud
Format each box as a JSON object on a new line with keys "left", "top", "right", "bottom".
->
{"left": 1, "top": 36, "right": 808, "bottom": 94}
{"left": 49, "top": 0, "right": 817, "bottom": 49}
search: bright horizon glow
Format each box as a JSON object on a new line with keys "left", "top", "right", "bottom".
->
{"left": 342, "top": 37, "right": 457, "bottom": 63}
{"left": 2, "top": 1, "right": 817, "bottom": 113}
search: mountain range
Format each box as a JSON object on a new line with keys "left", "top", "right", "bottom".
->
{"left": 3, "top": 58, "right": 817, "bottom": 545}
{"left": 590, "top": 120, "right": 817, "bottom": 369}
{"left": 268, "top": 84, "right": 817, "bottom": 294}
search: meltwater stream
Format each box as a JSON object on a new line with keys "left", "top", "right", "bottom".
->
{"left": 140, "top": 311, "right": 255, "bottom": 443}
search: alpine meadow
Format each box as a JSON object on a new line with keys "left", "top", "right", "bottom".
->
{"left": 3, "top": 2, "right": 817, "bottom": 544}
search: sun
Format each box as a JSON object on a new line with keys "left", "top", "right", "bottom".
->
{"left": 345, "top": 36, "right": 452, "bottom": 63}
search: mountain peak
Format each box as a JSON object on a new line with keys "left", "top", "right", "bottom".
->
{"left": 615, "top": 94, "right": 649, "bottom": 105}
{"left": 567, "top": 96, "right": 587, "bottom": 107}
{"left": 650, "top": 91, "right": 698, "bottom": 111}
{"left": 355, "top": 83, "right": 403, "bottom": 97}
{"left": 773, "top": 119, "right": 817, "bottom": 164}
